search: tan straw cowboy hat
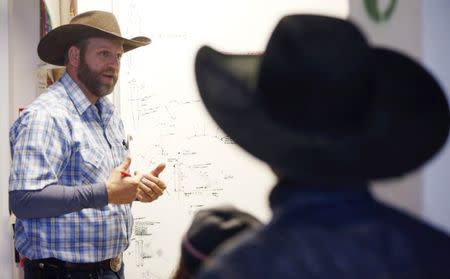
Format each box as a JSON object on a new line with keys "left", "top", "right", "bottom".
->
{"left": 38, "top": 10, "right": 150, "bottom": 66}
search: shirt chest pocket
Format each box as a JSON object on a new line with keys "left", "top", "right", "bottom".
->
{"left": 106, "top": 125, "right": 129, "bottom": 165}
{"left": 110, "top": 139, "right": 128, "bottom": 165}
{"left": 78, "top": 146, "right": 107, "bottom": 184}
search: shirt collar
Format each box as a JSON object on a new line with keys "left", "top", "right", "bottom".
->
{"left": 95, "top": 96, "right": 115, "bottom": 123}
{"left": 60, "top": 72, "right": 115, "bottom": 121}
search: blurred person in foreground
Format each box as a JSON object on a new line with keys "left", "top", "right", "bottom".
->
{"left": 194, "top": 14, "right": 450, "bottom": 279}
{"left": 172, "top": 206, "right": 262, "bottom": 279}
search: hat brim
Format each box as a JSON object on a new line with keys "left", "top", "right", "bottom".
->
{"left": 38, "top": 24, "right": 151, "bottom": 66}
{"left": 195, "top": 46, "right": 449, "bottom": 180}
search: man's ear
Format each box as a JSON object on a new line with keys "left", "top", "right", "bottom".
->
{"left": 67, "top": 46, "right": 80, "bottom": 67}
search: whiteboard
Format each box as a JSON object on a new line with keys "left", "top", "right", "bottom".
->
{"left": 79, "top": 1, "right": 348, "bottom": 278}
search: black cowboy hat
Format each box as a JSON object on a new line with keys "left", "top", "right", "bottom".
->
{"left": 38, "top": 10, "right": 150, "bottom": 66}
{"left": 195, "top": 14, "right": 450, "bottom": 180}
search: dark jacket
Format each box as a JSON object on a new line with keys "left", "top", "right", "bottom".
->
{"left": 197, "top": 180, "right": 450, "bottom": 278}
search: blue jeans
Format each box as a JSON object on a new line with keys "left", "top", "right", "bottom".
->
{"left": 23, "top": 259, "right": 125, "bottom": 279}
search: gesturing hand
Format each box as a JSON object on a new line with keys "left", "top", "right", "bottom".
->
{"left": 135, "top": 163, "right": 167, "bottom": 203}
{"left": 106, "top": 157, "right": 143, "bottom": 204}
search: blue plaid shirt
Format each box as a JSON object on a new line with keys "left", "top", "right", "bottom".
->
{"left": 9, "top": 73, "right": 131, "bottom": 262}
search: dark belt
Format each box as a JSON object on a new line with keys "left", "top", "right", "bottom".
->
{"left": 26, "top": 257, "right": 115, "bottom": 272}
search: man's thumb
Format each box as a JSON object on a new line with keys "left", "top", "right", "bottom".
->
{"left": 151, "top": 163, "right": 166, "bottom": 177}
{"left": 119, "top": 157, "right": 132, "bottom": 171}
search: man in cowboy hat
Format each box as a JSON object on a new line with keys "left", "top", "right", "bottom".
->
{"left": 9, "top": 10, "right": 167, "bottom": 278}
{"left": 194, "top": 15, "right": 450, "bottom": 278}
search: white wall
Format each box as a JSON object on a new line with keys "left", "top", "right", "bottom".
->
{"left": 348, "top": 0, "right": 422, "bottom": 59}
{"left": 0, "top": 0, "right": 13, "bottom": 278}
{"left": 6, "top": 1, "right": 41, "bottom": 278}
{"left": 10, "top": 0, "right": 41, "bottom": 122}
{"left": 422, "top": 0, "right": 450, "bottom": 234}
{"left": 348, "top": 0, "right": 424, "bottom": 217}
{"left": 347, "top": 0, "right": 450, "bottom": 234}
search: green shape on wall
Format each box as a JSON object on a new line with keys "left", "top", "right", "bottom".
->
{"left": 364, "top": 0, "right": 397, "bottom": 23}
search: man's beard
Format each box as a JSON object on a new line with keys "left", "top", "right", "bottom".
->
{"left": 77, "top": 58, "right": 118, "bottom": 98}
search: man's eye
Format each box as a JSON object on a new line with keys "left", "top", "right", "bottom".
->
{"left": 100, "top": 51, "right": 110, "bottom": 57}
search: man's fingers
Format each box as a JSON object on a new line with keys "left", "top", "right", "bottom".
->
{"left": 136, "top": 190, "right": 145, "bottom": 202}
{"left": 150, "top": 163, "right": 166, "bottom": 177}
{"left": 136, "top": 188, "right": 159, "bottom": 203}
{"left": 140, "top": 177, "right": 164, "bottom": 195}
{"left": 142, "top": 174, "right": 166, "bottom": 190}
{"left": 131, "top": 166, "right": 167, "bottom": 203}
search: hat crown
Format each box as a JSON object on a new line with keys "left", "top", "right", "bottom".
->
{"left": 70, "top": 10, "right": 122, "bottom": 37}
{"left": 259, "top": 15, "right": 372, "bottom": 134}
